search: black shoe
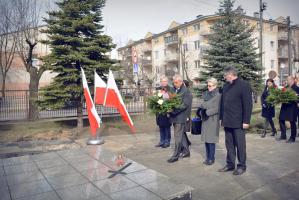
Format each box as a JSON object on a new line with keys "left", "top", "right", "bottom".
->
{"left": 203, "top": 160, "right": 214, "bottom": 165}
{"left": 161, "top": 144, "right": 169, "bottom": 148}
{"left": 261, "top": 131, "right": 266, "bottom": 138}
{"left": 180, "top": 153, "right": 190, "bottom": 158}
{"left": 271, "top": 130, "right": 277, "bottom": 136}
{"left": 286, "top": 139, "right": 295, "bottom": 143}
{"left": 167, "top": 157, "right": 178, "bottom": 163}
{"left": 233, "top": 168, "right": 246, "bottom": 175}
{"left": 155, "top": 143, "right": 163, "bottom": 147}
{"left": 276, "top": 137, "right": 286, "bottom": 141}
{"left": 218, "top": 166, "right": 235, "bottom": 172}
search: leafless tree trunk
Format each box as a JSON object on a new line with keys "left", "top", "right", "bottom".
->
{"left": 0, "top": 0, "right": 18, "bottom": 98}
{"left": 14, "top": 0, "right": 47, "bottom": 120}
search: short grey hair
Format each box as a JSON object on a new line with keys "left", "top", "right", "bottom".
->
{"left": 224, "top": 66, "right": 238, "bottom": 76}
{"left": 160, "top": 76, "right": 168, "bottom": 82}
{"left": 173, "top": 74, "right": 183, "bottom": 81}
{"left": 207, "top": 77, "right": 218, "bottom": 86}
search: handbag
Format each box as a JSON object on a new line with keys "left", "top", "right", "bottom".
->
{"left": 191, "top": 117, "right": 202, "bottom": 135}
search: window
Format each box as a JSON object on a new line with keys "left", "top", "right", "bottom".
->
{"left": 155, "top": 51, "right": 159, "bottom": 59}
{"left": 270, "top": 41, "right": 274, "bottom": 50}
{"left": 243, "top": 20, "right": 249, "bottom": 26}
{"left": 156, "top": 66, "right": 159, "bottom": 74}
{"left": 154, "top": 38, "right": 159, "bottom": 44}
{"left": 271, "top": 60, "right": 275, "bottom": 69}
{"left": 195, "top": 60, "right": 200, "bottom": 69}
{"left": 194, "top": 40, "right": 200, "bottom": 50}
{"left": 270, "top": 25, "right": 274, "bottom": 31}
{"left": 183, "top": 43, "right": 188, "bottom": 52}
{"left": 193, "top": 24, "right": 200, "bottom": 31}
{"left": 183, "top": 61, "right": 188, "bottom": 69}
{"left": 182, "top": 28, "right": 188, "bottom": 35}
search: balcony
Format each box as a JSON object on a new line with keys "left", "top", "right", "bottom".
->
{"left": 278, "top": 49, "right": 288, "bottom": 59}
{"left": 142, "top": 59, "right": 152, "bottom": 66}
{"left": 143, "top": 44, "right": 152, "bottom": 54}
{"left": 200, "top": 29, "right": 214, "bottom": 37}
{"left": 165, "top": 53, "right": 179, "bottom": 63}
{"left": 199, "top": 45, "right": 210, "bottom": 56}
{"left": 164, "top": 35, "right": 178, "bottom": 47}
{"left": 278, "top": 32, "right": 288, "bottom": 41}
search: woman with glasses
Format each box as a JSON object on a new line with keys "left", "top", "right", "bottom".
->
{"left": 198, "top": 78, "right": 221, "bottom": 165}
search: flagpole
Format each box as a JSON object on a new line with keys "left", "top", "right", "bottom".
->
{"left": 86, "top": 69, "right": 104, "bottom": 145}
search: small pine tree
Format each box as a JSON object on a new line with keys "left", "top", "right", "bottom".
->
{"left": 197, "top": 0, "right": 263, "bottom": 94}
{"left": 39, "top": 0, "right": 116, "bottom": 133}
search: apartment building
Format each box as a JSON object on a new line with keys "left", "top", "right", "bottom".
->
{"left": 117, "top": 14, "right": 299, "bottom": 87}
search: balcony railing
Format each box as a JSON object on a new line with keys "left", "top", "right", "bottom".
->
{"left": 165, "top": 53, "right": 179, "bottom": 62}
{"left": 278, "top": 32, "right": 288, "bottom": 41}
{"left": 142, "top": 44, "right": 152, "bottom": 53}
{"left": 200, "top": 29, "right": 214, "bottom": 36}
{"left": 164, "top": 35, "right": 178, "bottom": 46}
{"left": 278, "top": 49, "right": 288, "bottom": 58}
{"left": 142, "top": 59, "right": 152, "bottom": 66}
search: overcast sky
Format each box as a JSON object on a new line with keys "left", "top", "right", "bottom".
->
{"left": 101, "top": 0, "right": 299, "bottom": 50}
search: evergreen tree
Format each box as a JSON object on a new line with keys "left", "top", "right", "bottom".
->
{"left": 198, "top": 0, "right": 263, "bottom": 94}
{"left": 39, "top": 0, "right": 116, "bottom": 133}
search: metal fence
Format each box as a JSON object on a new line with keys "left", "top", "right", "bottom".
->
{"left": 0, "top": 88, "right": 200, "bottom": 122}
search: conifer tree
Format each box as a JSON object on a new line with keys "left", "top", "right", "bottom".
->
{"left": 39, "top": 0, "right": 115, "bottom": 133}
{"left": 198, "top": 0, "right": 263, "bottom": 93}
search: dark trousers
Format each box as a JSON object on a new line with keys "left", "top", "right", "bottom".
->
{"left": 159, "top": 126, "right": 171, "bottom": 145}
{"left": 263, "top": 117, "right": 276, "bottom": 133}
{"left": 279, "top": 120, "right": 297, "bottom": 141}
{"left": 224, "top": 127, "right": 246, "bottom": 170}
{"left": 205, "top": 143, "right": 215, "bottom": 161}
{"left": 172, "top": 123, "right": 190, "bottom": 158}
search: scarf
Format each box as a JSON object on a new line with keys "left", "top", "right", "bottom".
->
{"left": 203, "top": 88, "right": 219, "bottom": 101}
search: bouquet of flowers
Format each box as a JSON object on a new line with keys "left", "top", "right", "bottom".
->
{"left": 147, "top": 91, "right": 182, "bottom": 114}
{"left": 266, "top": 87, "right": 299, "bottom": 106}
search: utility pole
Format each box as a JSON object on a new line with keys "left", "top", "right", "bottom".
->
{"left": 259, "top": 0, "right": 266, "bottom": 74}
{"left": 287, "top": 16, "right": 292, "bottom": 75}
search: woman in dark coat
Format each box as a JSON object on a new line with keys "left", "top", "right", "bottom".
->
{"left": 155, "top": 80, "right": 172, "bottom": 148}
{"left": 261, "top": 79, "right": 277, "bottom": 138}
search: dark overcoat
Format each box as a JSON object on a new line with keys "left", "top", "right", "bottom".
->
{"left": 261, "top": 89, "right": 275, "bottom": 118}
{"left": 220, "top": 78, "right": 253, "bottom": 128}
{"left": 279, "top": 84, "right": 299, "bottom": 121}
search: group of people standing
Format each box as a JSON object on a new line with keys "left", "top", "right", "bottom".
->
{"left": 260, "top": 76, "right": 299, "bottom": 142}
{"left": 155, "top": 66, "right": 253, "bottom": 176}
{"left": 155, "top": 66, "right": 299, "bottom": 176}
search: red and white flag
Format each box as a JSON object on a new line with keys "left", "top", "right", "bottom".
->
{"left": 94, "top": 71, "right": 107, "bottom": 105}
{"left": 81, "top": 68, "right": 101, "bottom": 136}
{"left": 104, "top": 70, "right": 135, "bottom": 133}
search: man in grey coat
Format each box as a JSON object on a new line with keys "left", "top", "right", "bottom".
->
{"left": 167, "top": 75, "right": 193, "bottom": 163}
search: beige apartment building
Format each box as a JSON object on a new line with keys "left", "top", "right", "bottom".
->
{"left": 118, "top": 14, "right": 299, "bottom": 87}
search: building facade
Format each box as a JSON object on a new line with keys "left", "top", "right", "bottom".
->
{"left": 117, "top": 14, "right": 299, "bottom": 87}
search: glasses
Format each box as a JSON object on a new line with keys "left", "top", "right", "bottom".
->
{"left": 207, "top": 84, "right": 214, "bottom": 87}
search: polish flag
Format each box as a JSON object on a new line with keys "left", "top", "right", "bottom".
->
{"left": 104, "top": 70, "right": 135, "bottom": 133}
{"left": 81, "top": 68, "right": 101, "bottom": 136}
{"left": 94, "top": 71, "right": 107, "bottom": 105}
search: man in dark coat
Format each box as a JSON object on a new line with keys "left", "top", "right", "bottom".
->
{"left": 219, "top": 67, "right": 253, "bottom": 176}
{"left": 167, "top": 75, "right": 193, "bottom": 163}
{"left": 277, "top": 76, "right": 299, "bottom": 143}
